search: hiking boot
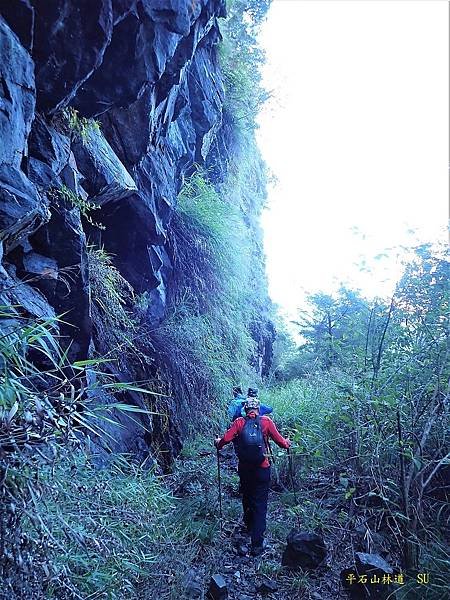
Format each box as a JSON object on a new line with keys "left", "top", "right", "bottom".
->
{"left": 237, "top": 543, "right": 249, "bottom": 556}
{"left": 251, "top": 540, "right": 267, "bottom": 556}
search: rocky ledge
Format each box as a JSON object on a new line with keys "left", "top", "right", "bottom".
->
{"left": 0, "top": 0, "right": 273, "bottom": 467}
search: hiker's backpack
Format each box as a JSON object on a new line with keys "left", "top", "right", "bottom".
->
{"left": 228, "top": 395, "right": 246, "bottom": 420}
{"left": 228, "top": 398, "right": 274, "bottom": 422}
{"left": 235, "top": 416, "right": 266, "bottom": 465}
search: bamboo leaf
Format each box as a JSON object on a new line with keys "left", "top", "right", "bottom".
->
{"left": 7, "top": 401, "right": 18, "bottom": 423}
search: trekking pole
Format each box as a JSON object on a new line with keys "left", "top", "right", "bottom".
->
{"left": 267, "top": 440, "right": 276, "bottom": 464}
{"left": 287, "top": 447, "right": 298, "bottom": 503}
{"left": 287, "top": 447, "right": 301, "bottom": 528}
{"left": 268, "top": 442, "right": 281, "bottom": 488}
{"left": 216, "top": 446, "right": 223, "bottom": 532}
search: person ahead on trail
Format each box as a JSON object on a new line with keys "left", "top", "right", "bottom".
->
{"left": 228, "top": 386, "right": 273, "bottom": 422}
{"left": 215, "top": 397, "right": 290, "bottom": 556}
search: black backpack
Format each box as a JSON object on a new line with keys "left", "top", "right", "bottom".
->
{"left": 236, "top": 416, "right": 265, "bottom": 465}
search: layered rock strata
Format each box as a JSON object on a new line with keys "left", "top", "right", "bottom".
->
{"left": 0, "top": 0, "right": 273, "bottom": 466}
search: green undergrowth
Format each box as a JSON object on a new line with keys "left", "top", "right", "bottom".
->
{"left": 260, "top": 376, "right": 349, "bottom": 470}
{"left": 29, "top": 452, "right": 173, "bottom": 598}
{"left": 1, "top": 436, "right": 228, "bottom": 599}
{"left": 154, "top": 171, "right": 263, "bottom": 432}
{"left": 257, "top": 377, "right": 449, "bottom": 599}
{"left": 259, "top": 359, "right": 449, "bottom": 598}
{"left": 0, "top": 307, "right": 164, "bottom": 599}
{"left": 27, "top": 440, "right": 234, "bottom": 599}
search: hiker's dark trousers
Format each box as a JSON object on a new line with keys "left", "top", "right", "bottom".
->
{"left": 238, "top": 465, "right": 271, "bottom": 547}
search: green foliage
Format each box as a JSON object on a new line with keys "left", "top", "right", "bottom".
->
{"left": 0, "top": 306, "right": 144, "bottom": 425}
{"left": 50, "top": 184, "right": 105, "bottom": 230}
{"left": 281, "top": 243, "right": 449, "bottom": 383}
{"left": 154, "top": 172, "right": 259, "bottom": 430}
{"left": 219, "top": 0, "right": 271, "bottom": 134}
{"left": 267, "top": 241, "right": 449, "bottom": 578}
{"left": 0, "top": 307, "right": 59, "bottom": 406}
{"left": 88, "top": 246, "right": 135, "bottom": 331}
{"left": 154, "top": 313, "right": 249, "bottom": 429}
{"left": 170, "top": 171, "right": 265, "bottom": 326}
{"left": 0, "top": 307, "right": 115, "bottom": 444}
{"left": 306, "top": 289, "right": 368, "bottom": 369}
{"left": 262, "top": 375, "right": 355, "bottom": 469}
{"left": 63, "top": 106, "right": 101, "bottom": 143}
{"left": 171, "top": 173, "right": 249, "bottom": 309}
{"left": 0, "top": 307, "right": 161, "bottom": 598}
{"left": 12, "top": 434, "right": 245, "bottom": 599}
{"left": 36, "top": 452, "right": 173, "bottom": 598}
{"left": 4, "top": 444, "right": 224, "bottom": 600}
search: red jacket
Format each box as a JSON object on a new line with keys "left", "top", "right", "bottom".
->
{"left": 217, "top": 412, "right": 290, "bottom": 468}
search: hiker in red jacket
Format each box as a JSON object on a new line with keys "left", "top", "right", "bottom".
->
{"left": 214, "top": 397, "right": 290, "bottom": 556}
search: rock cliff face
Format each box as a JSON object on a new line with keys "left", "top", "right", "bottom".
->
{"left": 0, "top": 0, "right": 273, "bottom": 467}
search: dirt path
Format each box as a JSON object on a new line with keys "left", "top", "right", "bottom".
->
{"left": 182, "top": 445, "right": 353, "bottom": 600}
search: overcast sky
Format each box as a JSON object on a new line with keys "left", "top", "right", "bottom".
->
{"left": 256, "top": 0, "right": 449, "bottom": 320}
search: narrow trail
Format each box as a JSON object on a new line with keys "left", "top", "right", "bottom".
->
{"left": 172, "top": 443, "right": 362, "bottom": 600}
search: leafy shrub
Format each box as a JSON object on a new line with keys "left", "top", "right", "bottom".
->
{"left": 268, "top": 242, "right": 449, "bottom": 578}
{"left": 219, "top": 0, "right": 271, "bottom": 135}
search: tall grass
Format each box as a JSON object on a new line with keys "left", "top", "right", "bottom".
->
{"left": 38, "top": 452, "right": 173, "bottom": 598}
{"left": 9, "top": 433, "right": 244, "bottom": 600}
{"left": 170, "top": 172, "right": 252, "bottom": 313}
{"left": 1, "top": 441, "right": 229, "bottom": 600}
{"left": 0, "top": 307, "right": 162, "bottom": 599}
{"left": 87, "top": 246, "right": 158, "bottom": 398}
{"left": 153, "top": 172, "right": 262, "bottom": 430}
{"left": 262, "top": 378, "right": 341, "bottom": 439}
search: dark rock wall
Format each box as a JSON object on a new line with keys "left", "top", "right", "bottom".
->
{"left": 0, "top": 0, "right": 273, "bottom": 467}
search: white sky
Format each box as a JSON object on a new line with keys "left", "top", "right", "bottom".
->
{"left": 256, "top": 0, "right": 449, "bottom": 320}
